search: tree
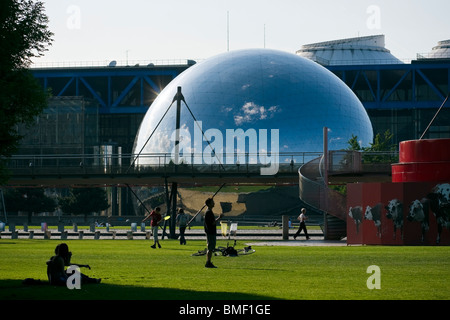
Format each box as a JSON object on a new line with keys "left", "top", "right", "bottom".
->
{"left": 0, "top": 0, "right": 53, "bottom": 184}
{"left": 346, "top": 134, "right": 363, "bottom": 151}
{"left": 347, "top": 130, "right": 395, "bottom": 152}
{"left": 3, "top": 187, "right": 57, "bottom": 223}
{"left": 347, "top": 129, "right": 397, "bottom": 163}
{"left": 60, "top": 188, "right": 110, "bottom": 221}
{"left": 366, "top": 130, "right": 396, "bottom": 152}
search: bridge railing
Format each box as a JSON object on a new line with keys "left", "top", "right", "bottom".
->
{"left": 299, "top": 150, "right": 398, "bottom": 220}
{"left": 5, "top": 152, "right": 323, "bottom": 176}
{"left": 298, "top": 156, "right": 347, "bottom": 220}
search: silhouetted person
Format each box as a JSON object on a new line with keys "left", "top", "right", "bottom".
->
{"left": 46, "top": 243, "right": 100, "bottom": 286}
{"left": 176, "top": 208, "right": 189, "bottom": 245}
{"left": 204, "top": 198, "right": 223, "bottom": 268}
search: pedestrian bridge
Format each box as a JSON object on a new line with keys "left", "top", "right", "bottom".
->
{"left": 4, "top": 150, "right": 394, "bottom": 241}
{"left": 4, "top": 152, "right": 322, "bottom": 186}
{"left": 299, "top": 151, "right": 395, "bottom": 239}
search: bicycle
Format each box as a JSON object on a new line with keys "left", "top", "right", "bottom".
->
{"left": 191, "top": 240, "right": 255, "bottom": 257}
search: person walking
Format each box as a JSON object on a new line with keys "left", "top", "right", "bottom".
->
{"left": 204, "top": 198, "right": 223, "bottom": 268}
{"left": 176, "top": 208, "right": 189, "bottom": 245}
{"left": 142, "top": 207, "right": 162, "bottom": 248}
{"left": 293, "top": 208, "right": 310, "bottom": 240}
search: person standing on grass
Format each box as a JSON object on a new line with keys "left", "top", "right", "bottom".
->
{"left": 293, "top": 208, "right": 310, "bottom": 240}
{"left": 142, "top": 207, "right": 162, "bottom": 248}
{"left": 176, "top": 208, "right": 189, "bottom": 245}
{"left": 204, "top": 198, "right": 223, "bottom": 268}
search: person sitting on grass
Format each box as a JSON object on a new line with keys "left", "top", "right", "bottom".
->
{"left": 46, "top": 243, "right": 101, "bottom": 286}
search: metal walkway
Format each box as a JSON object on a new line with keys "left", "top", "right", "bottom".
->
{"left": 4, "top": 152, "right": 319, "bottom": 187}
{"left": 298, "top": 150, "right": 393, "bottom": 240}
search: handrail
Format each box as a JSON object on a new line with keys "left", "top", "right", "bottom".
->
{"left": 30, "top": 58, "right": 201, "bottom": 69}
{"left": 298, "top": 150, "right": 398, "bottom": 221}
{"left": 4, "top": 152, "right": 323, "bottom": 167}
{"left": 298, "top": 156, "right": 347, "bottom": 220}
{"left": 4, "top": 152, "right": 324, "bottom": 179}
{"left": 4, "top": 150, "right": 396, "bottom": 182}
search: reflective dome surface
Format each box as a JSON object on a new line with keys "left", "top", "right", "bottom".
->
{"left": 133, "top": 49, "right": 373, "bottom": 165}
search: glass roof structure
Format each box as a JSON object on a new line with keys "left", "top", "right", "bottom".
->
{"left": 132, "top": 49, "right": 373, "bottom": 165}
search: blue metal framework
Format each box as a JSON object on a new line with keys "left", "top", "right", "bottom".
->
{"left": 32, "top": 60, "right": 450, "bottom": 113}
{"left": 328, "top": 60, "right": 450, "bottom": 144}
{"left": 327, "top": 60, "right": 450, "bottom": 109}
{"left": 30, "top": 58, "right": 450, "bottom": 147}
{"left": 32, "top": 64, "right": 190, "bottom": 114}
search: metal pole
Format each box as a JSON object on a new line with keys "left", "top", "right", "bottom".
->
{"left": 170, "top": 87, "right": 183, "bottom": 238}
{"left": 174, "top": 86, "right": 182, "bottom": 167}
{"left": 323, "top": 127, "right": 328, "bottom": 240}
{"left": 170, "top": 182, "right": 178, "bottom": 238}
{"left": 162, "top": 178, "right": 171, "bottom": 240}
{"left": 187, "top": 183, "right": 226, "bottom": 226}
{"left": 0, "top": 189, "right": 7, "bottom": 223}
{"left": 323, "top": 127, "right": 328, "bottom": 186}
{"left": 420, "top": 94, "right": 449, "bottom": 140}
{"left": 282, "top": 215, "right": 289, "bottom": 240}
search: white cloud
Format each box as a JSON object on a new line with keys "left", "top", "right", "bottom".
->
{"left": 234, "top": 102, "right": 280, "bottom": 125}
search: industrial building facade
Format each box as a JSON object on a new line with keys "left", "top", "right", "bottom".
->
{"left": 297, "top": 35, "right": 450, "bottom": 146}
{"left": 20, "top": 36, "right": 449, "bottom": 158}
{"left": 19, "top": 62, "right": 192, "bottom": 156}
{"left": 329, "top": 61, "right": 450, "bottom": 144}
{"left": 9, "top": 35, "right": 449, "bottom": 217}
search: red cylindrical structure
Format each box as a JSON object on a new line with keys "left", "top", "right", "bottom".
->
{"left": 392, "top": 138, "right": 450, "bottom": 182}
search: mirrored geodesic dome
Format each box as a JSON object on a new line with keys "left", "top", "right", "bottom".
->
{"left": 133, "top": 49, "right": 373, "bottom": 167}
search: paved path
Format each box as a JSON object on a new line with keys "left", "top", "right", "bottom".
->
{"left": 246, "top": 240, "right": 348, "bottom": 247}
{"left": 2, "top": 227, "right": 349, "bottom": 246}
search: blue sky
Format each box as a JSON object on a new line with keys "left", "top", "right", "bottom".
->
{"left": 33, "top": 0, "right": 450, "bottom": 65}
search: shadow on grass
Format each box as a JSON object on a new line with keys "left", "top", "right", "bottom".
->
{"left": 0, "top": 279, "right": 278, "bottom": 300}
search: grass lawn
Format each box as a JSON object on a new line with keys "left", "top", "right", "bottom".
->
{"left": 0, "top": 239, "right": 449, "bottom": 300}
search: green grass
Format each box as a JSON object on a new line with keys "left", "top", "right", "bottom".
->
{"left": 0, "top": 239, "right": 449, "bottom": 300}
